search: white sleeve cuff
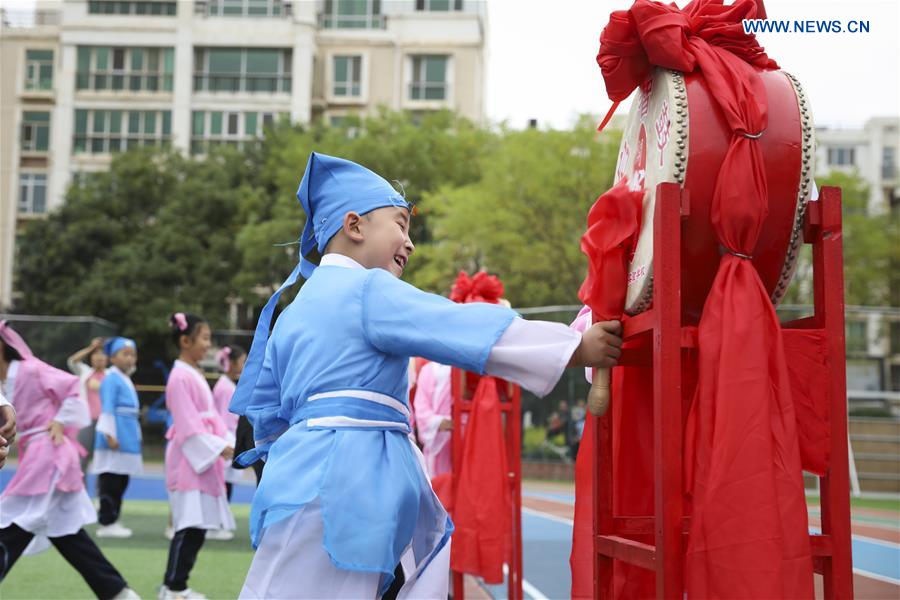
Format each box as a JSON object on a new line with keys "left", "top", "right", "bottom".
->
{"left": 96, "top": 413, "right": 117, "bottom": 437}
{"left": 55, "top": 396, "right": 91, "bottom": 428}
{"left": 0, "top": 392, "right": 11, "bottom": 409}
{"left": 484, "top": 317, "right": 581, "bottom": 397}
{"left": 182, "top": 434, "right": 228, "bottom": 473}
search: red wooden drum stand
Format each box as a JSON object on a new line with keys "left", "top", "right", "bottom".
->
{"left": 593, "top": 182, "right": 853, "bottom": 598}
{"left": 450, "top": 371, "right": 524, "bottom": 600}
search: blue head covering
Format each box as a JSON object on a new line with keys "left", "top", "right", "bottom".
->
{"left": 298, "top": 152, "right": 410, "bottom": 279}
{"left": 230, "top": 152, "right": 411, "bottom": 417}
{"left": 104, "top": 337, "right": 136, "bottom": 357}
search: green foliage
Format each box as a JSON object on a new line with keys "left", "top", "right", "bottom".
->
{"left": 409, "top": 119, "right": 621, "bottom": 301}
{"left": 14, "top": 109, "right": 892, "bottom": 369}
{"left": 780, "top": 170, "right": 898, "bottom": 307}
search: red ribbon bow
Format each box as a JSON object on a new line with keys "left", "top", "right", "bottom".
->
{"left": 449, "top": 271, "right": 505, "bottom": 305}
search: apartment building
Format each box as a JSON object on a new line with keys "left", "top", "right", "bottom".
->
{"left": 0, "top": 0, "right": 487, "bottom": 309}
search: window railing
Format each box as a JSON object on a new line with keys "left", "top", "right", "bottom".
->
{"left": 73, "top": 134, "right": 171, "bottom": 155}
{"left": 409, "top": 82, "right": 448, "bottom": 101}
{"left": 195, "top": 0, "right": 293, "bottom": 17}
{"left": 77, "top": 72, "right": 174, "bottom": 92}
{"left": 1, "top": 9, "right": 60, "bottom": 27}
{"left": 193, "top": 73, "right": 292, "bottom": 93}
{"left": 318, "top": 13, "right": 386, "bottom": 29}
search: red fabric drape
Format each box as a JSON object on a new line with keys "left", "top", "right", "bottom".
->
{"left": 449, "top": 376, "right": 511, "bottom": 584}
{"left": 582, "top": 1, "right": 814, "bottom": 597}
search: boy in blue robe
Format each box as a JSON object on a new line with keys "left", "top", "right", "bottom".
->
{"left": 231, "top": 152, "right": 622, "bottom": 599}
{"left": 92, "top": 337, "right": 143, "bottom": 539}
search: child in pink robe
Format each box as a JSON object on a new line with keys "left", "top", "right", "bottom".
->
{"left": 160, "top": 312, "right": 235, "bottom": 600}
{"left": 0, "top": 320, "right": 137, "bottom": 599}
{"left": 208, "top": 344, "right": 246, "bottom": 541}
{"left": 413, "top": 361, "right": 453, "bottom": 477}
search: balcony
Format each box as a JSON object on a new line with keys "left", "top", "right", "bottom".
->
{"left": 195, "top": 0, "right": 293, "bottom": 18}
{"left": 193, "top": 73, "right": 292, "bottom": 94}
{"left": 318, "top": 12, "right": 386, "bottom": 29}
{"left": 1, "top": 9, "right": 60, "bottom": 27}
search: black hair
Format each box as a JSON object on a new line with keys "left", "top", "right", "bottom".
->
{"left": 223, "top": 344, "right": 246, "bottom": 361}
{"left": 168, "top": 313, "right": 208, "bottom": 347}
{"left": 1, "top": 341, "right": 23, "bottom": 363}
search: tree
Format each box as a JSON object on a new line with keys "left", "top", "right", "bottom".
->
{"left": 16, "top": 147, "right": 252, "bottom": 359}
{"left": 780, "top": 170, "right": 898, "bottom": 308}
{"left": 409, "top": 118, "right": 621, "bottom": 304}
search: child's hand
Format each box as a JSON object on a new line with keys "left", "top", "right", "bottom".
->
{"left": 105, "top": 434, "right": 120, "bottom": 450}
{"left": 438, "top": 418, "right": 453, "bottom": 432}
{"left": 47, "top": 420, "right": 65, "bottom": 445}
{"left": 221, "top": 446, "right": 235, "bottom": 461}
{"left": 569, "top": 321, "right": 622, "bottom": 369}
{"left": 0, "top": 405, "right": 16, "bottom": 446}
{"left": 0, "top": 439, "right": 8, "bottom": 469}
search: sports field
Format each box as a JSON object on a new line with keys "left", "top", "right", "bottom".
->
{"left": 1, "top": 469, "right": 898, "bottom": 599}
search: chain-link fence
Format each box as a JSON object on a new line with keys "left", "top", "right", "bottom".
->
{"left": 0, "top": 314, "right": 118, "bottom": 369}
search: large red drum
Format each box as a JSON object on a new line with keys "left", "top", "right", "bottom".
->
{"left": 615, "top": 67, "right": 815, "bottom": 322}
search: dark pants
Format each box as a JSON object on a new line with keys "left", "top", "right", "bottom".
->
{"left": 225, "top": 482, "right": 233, "bottom": 502}
{"left": 97, "top": 473, "right": 130, "bottom": 526}
{"left": 0, "top": 523, "right": 127, "bottom": 599}
{"left": 163, "top": 527, "right": 206, "bottom": 591}
{"left": 234, "top": 415, "right": 265, "bottom": 486}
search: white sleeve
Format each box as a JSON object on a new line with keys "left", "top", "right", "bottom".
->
{"left": 96, "top": 412, "right": 117, "bottom": 438}
{"left": 0, "top": 392, "right": 10, "bottom": 408}
{"left": 484, "top": 317, "right": 581, "bottom": 398}
{"left": 182, "top": 433, "right": 228, "bottom": 473}
{"left": 67, "top": 359, "right": 89, "bottom": 377}
{"left": 54, "top": 395, "right": 91, "bottom": 428}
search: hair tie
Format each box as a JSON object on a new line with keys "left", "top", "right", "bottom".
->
{"left": 217, "top": 347, "right": 232, "bottom": 372}
{"left": 173, "top": 312, "right": 188, "bottom": 331}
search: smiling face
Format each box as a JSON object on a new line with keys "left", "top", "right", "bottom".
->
{"left": 357, "top": 206, "right": 415, "bottom": 277}
{"left": 179, "top": 323, "right": 212, "bottom": 364}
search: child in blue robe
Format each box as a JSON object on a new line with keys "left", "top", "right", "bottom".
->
{"left": 92, "top": 337, "right": 143, "bottom": 539}
{"left": 231, "top": 152, "right": 622, "bottom": 599}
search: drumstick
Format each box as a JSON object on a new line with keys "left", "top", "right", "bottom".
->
{"left": 587, "top": 367, "right": 611, "bottom": 416}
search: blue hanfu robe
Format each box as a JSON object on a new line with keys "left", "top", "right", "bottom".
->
{"left": 92, "top": 366, "right": 142, "bottom": 475}
{"left": 239, "top": 257, "right": 517, "bottom": 594}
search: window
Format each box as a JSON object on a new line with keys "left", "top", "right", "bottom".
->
{"left": 882, "top": 146, "right": 896, "bottom": 180}
{"left": 333, "top": 56, "right": 361, "bottom": 97}
{"left": 415, "top": 0, "right": 463, "bottom": 10}
{"left": 321, "top": 0, "right": 384, "bottom": 29}
{"left": 191, "top": 110, "right": 284, "bottom": 154}
{"left": 21, "top": 111, "right": 50, "bottom": 153}
{"left": 24, "top": 50, "right": 54, "bottom": 91}
{"left": 206, "top": 0, "right": 285, "bottom": 17}
{"left": 76, "top": 46, "right": 174, "bottom": 92}
{"left": 410, "top": 55, "right": 448, "bottom": 101}
{"left": 846, "top": 320, "right": 867, "bottom": 354}
{"left": 194, "top": 48, "right": 292, "bottom": 93}
{"left": 73, "top": 109, "right": 171, "bottom": 154}
{"left": 88, "top": 1, "right": 177, "bottom": 15}
{"left": 827, "top": 147, "right": 855, "bottom": 166}
{"left": 19, "top": 174, "right": 47, "bottom": 215}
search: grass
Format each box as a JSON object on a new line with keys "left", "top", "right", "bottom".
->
{"left": 1, "top": 500, "right": 254, "bottom": 600}
{"left": 806, "top": 494, "right": 900, "bottom": 513}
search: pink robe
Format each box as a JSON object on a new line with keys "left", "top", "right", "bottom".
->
{"left": 413, "top": 362, "right": 453, "bottom": 478}
{"left": 212, "top": 375, "right": 239, "bottom": 434}
{"left": 165, "top": 361, "right": 229, "bottom": 497}
{"left": 212, "top": 375, "right": 243, "bottom": 484}
{"left": 1, "top": 358, "right": 86, "bottom": 497}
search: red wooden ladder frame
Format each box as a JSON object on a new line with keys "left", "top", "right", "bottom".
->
{"left": 592, "top": 182, "right": 853, "bottom": 598}
{"left": 450, "top": 370, "right": 524, "bottom": 600}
